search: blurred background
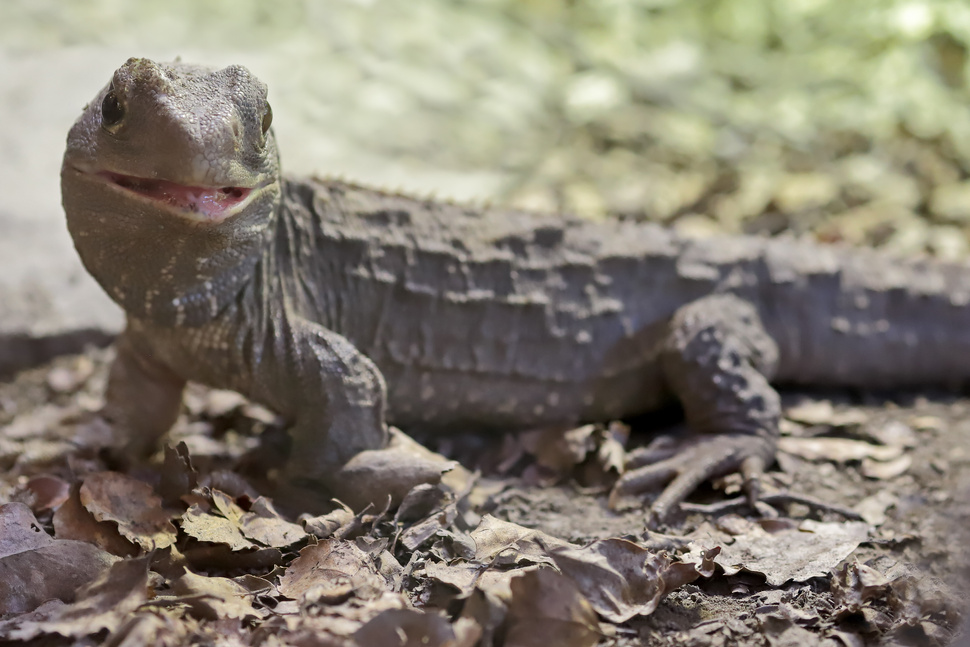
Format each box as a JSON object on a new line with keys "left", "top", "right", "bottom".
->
{"left": 2, "top": 0, "right": 970, "bottom": 366}
{"left": 7, "top": 0, "right": 970, "bottom": 243}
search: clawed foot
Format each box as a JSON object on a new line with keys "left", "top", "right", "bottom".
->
{"left": 609, "top": 433, "right": 775, "bottom": 528}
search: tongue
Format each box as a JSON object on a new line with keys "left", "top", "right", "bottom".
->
{"left": 103, "top": 172, "right": 251, "bottom": 219}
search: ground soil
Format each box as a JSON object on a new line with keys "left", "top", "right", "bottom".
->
{"left": 1, "top": 349, "right": 968, "bottom": 646}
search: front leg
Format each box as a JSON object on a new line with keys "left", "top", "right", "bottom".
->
{"left": 611, "top": 294, "right": 781, "bottom": 525}
{"left": 264, "top": 315, "right": 454, "bottom": 512}
{"left": 102, "top": 326, "right": 186, "bottom": 457}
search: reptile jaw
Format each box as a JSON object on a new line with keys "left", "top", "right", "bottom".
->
{"left": 97, "top": 170, "right": 257, "bottom": 222}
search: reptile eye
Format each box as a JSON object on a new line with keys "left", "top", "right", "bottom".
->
{"left": 101, "top": 90, "right": 125, "bottom": 130}
{"left": 261, "top": 104, "right": 273, "bottom": 135}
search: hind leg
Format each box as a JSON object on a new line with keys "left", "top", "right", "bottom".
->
{"left": 611, "top": 294, "right": 781, "bottom": 526}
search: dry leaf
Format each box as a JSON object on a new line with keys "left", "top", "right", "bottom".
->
{"left": 690, "top": 518, "right": 870, "bottom": 585}
{"left": 778, "top": 436, "right": 903, "bottom": 462}
{"left": 469, "top": 515, "right": 568, "bottom": 567}
{"left": 80, "top": 472, "right": 177, "bottom": 551}
{"left": 0, "top": 503, "right": 119, "bottom": 615}
{"left": 418, "top": 560, "right": 538, "bottom": 599}
{"left": 279, "top": 539, "right": 387, "bottom": 602}
{"left": 169, "top": 569, "right": 270, "bottom": 621}
{"left": 854, "top": 490, "right": 899, "bottom": 526}
{"left": 353, "top": 608, "right": 480, "bottom": 647}
{"left": 54, "top": 483, "right": 137, "bottom": 556}
{"left": 181, "top": 490, "right": 305, "bottom": 550}
{"left": 0, "top": 501, "right": 53, "bottom": 557}
{"left": 785, "top": 401, "right": 867, "bottom": 427}
{"left": 159, "top": 442, "right": 198, "bottom": 508}
{"left": 503, "top": 569, "right": 601, "bottom": 647}
{"left": 102, "top": 609, "right": 189, "bottom": 647}
{"left": 549, "top": 538, "right": 715, "bottom": 622}
{"left": 0, "top": 556, "right": 151, "bottom": 641}
{"left": 865, "top": 420, "right": 918, "bottom": 448}
{"left": 24, "top": 474, "right": 70, "bottom": 512}
{"left": 239, "top": 497, "right": 306, "bottom": 548}
{"left": 521, "top": 425, "right": 596, "bottom": 473}
{"left": 181, "top": 502, "right": 256, "bottom": 551}
{"left": 832, "top": 562, "right": 890, "bottom": 611}
{"left": 180, "top": 489, "right": 255, "bottom": 550}
{"left": 861, "top": 454, "right": 912, "bottom": 480}
{"left": 399, "top": 485, "right": 460, "bottom": 551}
{"left": 181, "top": 542, "right": 284, "bottom": 573}
{"left": 302, "top": 504, "right": 356, "bottom": 538}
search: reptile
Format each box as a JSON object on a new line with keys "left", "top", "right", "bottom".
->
{"left": 60, "top": 58, "right": 970, "bottom": 524}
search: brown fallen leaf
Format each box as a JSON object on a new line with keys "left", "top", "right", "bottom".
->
{"left": 784, "top": 400, "right": 868, "bottom": 427}
{"left": 181, "top": 502, "right": 257, "bottom": 551}
{"left": 0, "top": 555, "right": 151, "bottom": 641}
{"left": 158, "top": 442, "right": 199, "bottom": 509}
{"left": 399, "top": 485, "right": 461, "bottom": 551}
{"left": 80, "top": 472, "right": 177, "bottom": 551}
{"left": 1, "top": 403, "right": 71, "bottom": 441}
{"left": 864, "top": 420, "right": 918, "bottom": 448}
{"left": 180, "top": 489, "right": 306, "bottom": 550}
{"left": 688, "top": 517, "right": 870, "bottom": 585}
{"left": 469, "top": 514, "right": 568, "bottom": 568}
{"left": 238, "top": 496, "right": 307, "bottom": 548}
{"left": 830, "top": 561, "right": 954, "bottom": 644}
{"left": 517, "top": 422, "right": 628, "bottom": 488}
{"left": 323, "top": 427, "right": 459, "bottom": 512}
{"left": 422, "top": 516, "right": 714, "bottom": 624}
{"left": 0, "top": 501, "right": 53, "bottom": 556}
{"left": 853, "top": 490, "right": 899, "bottom": 526}
{"left": 0, "top": 540, "right": 120, "bottom": 616}
{"left": 54, "top": 483, "right": 137, "bottom": 556}
{"left": 24, "top": 474, "right": 70, "bottom": 512}
{"left": 418, "top": 560, "right": 540, "bottom": 600}
{"left": 777, "top": 436, "right": 903, "bottom": 462}
{"left": 521, "top": 425, "right": 596, "bottom": 473}
{"left": 302, "top": 503, "right": 357, "bottom": 538}
{"left": 396, "top": 483, "right": 453, "bottom": 524}
{"left": 181, "top": 542, "right": 284, "bottom": 573}
{"left": 353, "top": 608, "right": 481, "bottom": 647}
{"left": 861, "top": 454, "right": 912, "bottom": 480}
{"left": 279, "top": 539, "right": 388, "bottom": 603}
{"left": 580, "top": 421, "right": 629, "bottom": 487}
{"left": 169, "top": 569, "right": 271, "bottom": 621}
{"left": 253, "top": 587, "right": 413, "bottom": 644}
{"left": 831, "top": 562, "right": 891, "bottom": 611}
{"left": 102, "top": 609, "right": 190, "bottom": 647}
{"left": 549, "top": 538, "right": 716, "bottom": 623}
{"left": 0, "top": 502, "right": 119, "bottom": 615}
{"left": 504, "top": 569, "right": 601, "bottom": 647}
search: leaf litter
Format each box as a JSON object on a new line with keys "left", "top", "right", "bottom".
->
{"left": 0, "top": 351, "right": 967, "bottom": 646}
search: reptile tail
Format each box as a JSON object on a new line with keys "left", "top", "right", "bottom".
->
{"left": 754, "top": 240, "right": 970, "bottom": 389}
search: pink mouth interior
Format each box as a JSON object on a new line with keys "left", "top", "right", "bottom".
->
{"left": 101, "top": 172, "right": 251, "bottom": 219}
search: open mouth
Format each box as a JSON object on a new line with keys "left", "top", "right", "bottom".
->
{"left": 99, "top": 171, "right": 253, "bottom": 220}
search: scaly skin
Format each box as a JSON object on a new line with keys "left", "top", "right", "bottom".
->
{"left": 61, "top": 59, "right": 970, "bottom": 523}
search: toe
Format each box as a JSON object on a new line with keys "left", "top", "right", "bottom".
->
{"left": 610, "top": 433, "right": 775, "bottom": 526}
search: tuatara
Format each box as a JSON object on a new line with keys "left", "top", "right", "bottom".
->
{"left": 60, "top": 58, "right": 970, "bottom": 524}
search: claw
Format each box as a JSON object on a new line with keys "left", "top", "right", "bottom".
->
{"left": 609, "top": 433, "right": 775, "bottom": 528}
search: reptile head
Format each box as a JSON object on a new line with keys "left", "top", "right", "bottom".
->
{"left": 62, "top": 58, "right": 282, "bottom": 325}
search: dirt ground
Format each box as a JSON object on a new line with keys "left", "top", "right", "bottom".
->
{"left": 0, "top": 345, "right": 968, "bottom": 646}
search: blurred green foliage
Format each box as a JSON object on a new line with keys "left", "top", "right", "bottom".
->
{"left": 5, "top": 0, "right": 970, "bottom": 250}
